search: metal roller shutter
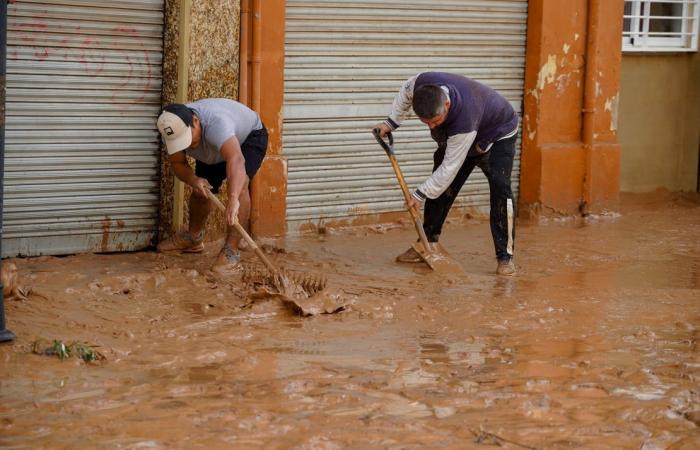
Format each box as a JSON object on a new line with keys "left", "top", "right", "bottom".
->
{"left": 284, "top": 0, "right": 527, "bottom": 226}
{"left": 4, "top": 0, "right": 164, "bottom": 256}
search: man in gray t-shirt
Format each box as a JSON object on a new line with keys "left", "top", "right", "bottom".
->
{"left": 156, "top": 98, "right": 268, "bottom": 271}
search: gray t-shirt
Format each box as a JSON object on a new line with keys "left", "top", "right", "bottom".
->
{"left": 185, "top": 98, "right": 263, "bottom": 164}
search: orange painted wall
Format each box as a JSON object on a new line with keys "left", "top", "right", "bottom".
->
{"left": 527, "top": 1, "right": 587, "bottom": 145}
{"left": 520, "top": 0, "right": 622, "bottom": 216}
{"left": 249, "top": 0, "right": 287, "bottom": 237}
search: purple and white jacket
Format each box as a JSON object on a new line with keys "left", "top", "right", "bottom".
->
{"left": 383, "top": 72, "right": 518, "bottom": 202}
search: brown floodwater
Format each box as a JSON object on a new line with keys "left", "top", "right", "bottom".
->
{"left": 1, "top": 191, "right": 699, "bottom": 449}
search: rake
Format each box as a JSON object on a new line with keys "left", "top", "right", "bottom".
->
{"left": 206, "top": 190, "right": 326, "bottom": 296}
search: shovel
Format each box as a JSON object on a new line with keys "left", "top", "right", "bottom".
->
{"left": 205, "top": 190, "right": 326, "bottom": 295}
{"left": 372, "top": 128, "right": 463, "bottom": 273}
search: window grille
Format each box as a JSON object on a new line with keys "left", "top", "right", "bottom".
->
{"left": 623, "top": 0, "right": 699, "bottom": 51}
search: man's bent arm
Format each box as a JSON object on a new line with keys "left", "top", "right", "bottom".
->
{"left": 169, "top": 151, "right": 211, "bottom": 197}
{"left": 170, "top": 151, "right": 198, "bottom": 186}
{"left": 385, "top": 75, "right": 419, "bottom": 130}
{"left": 416, "top": 131, "right": 476, "bottom": 200}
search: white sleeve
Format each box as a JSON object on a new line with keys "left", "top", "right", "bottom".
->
{"left": 417, "top": 131, "right": 476, "bottom": 199}
{"left": 385, "top": 75, "right": 419, "bottom": 129}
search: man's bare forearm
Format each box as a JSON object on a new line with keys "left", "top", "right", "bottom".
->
{"left": 171, "top": 160, "right": 198, "bottom": 187}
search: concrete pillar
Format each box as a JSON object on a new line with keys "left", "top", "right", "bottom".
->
{"left": 250, "top": 0, "right": 287, "bottom": 237}
{"left": 520, "top": 0, "right": 623, "bottom": 217}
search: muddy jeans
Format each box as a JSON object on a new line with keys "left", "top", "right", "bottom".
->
{"left": 423, "top": 135, "right": 516, "bottom": 262}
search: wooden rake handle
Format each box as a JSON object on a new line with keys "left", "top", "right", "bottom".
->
{"left": 205, "top": 190, "right": 278, "bottom": 274}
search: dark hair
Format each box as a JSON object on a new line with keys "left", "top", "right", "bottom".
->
{"left": 162, "top": 103, "right": 195, "bottom": 127}
{"left": 412, "top": 85, "right": 448, "bottom": 119}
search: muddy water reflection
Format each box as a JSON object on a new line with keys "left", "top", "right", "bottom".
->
{"left": 1, "top": 193, "right": 699, "bottom": 448}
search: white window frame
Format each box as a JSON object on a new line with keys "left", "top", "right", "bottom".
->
{"left": 623, "top": 0, "right": 700, "bottom": 52}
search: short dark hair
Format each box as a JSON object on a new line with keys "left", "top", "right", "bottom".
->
{"left": 412, "top": 85, "right": 448, "bottom": 119}
{"left": 162, "top": 103, "right": 195, "bottom": 127}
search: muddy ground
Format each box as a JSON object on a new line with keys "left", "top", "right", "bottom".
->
{"left": 1, "top": 191, "right": 699, "bottom": 449}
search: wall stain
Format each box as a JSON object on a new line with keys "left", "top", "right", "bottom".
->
{"left": 101, "top": 217, "right": 111, "bottom": 253}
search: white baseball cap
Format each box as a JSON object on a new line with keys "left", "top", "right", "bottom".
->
{"left": 157, "top": 108, "right": 192, "bottom": 155}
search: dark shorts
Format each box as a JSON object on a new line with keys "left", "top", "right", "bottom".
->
{"left": 194, "top": 126, "right": 268, "bottom": 193}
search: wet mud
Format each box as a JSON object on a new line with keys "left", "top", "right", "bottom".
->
{"left": 1, "top": 191, "right": 699, "bottom": 449}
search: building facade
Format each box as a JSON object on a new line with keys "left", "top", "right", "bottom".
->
{"left": 3, "top": 0, "right": 696, "bottom": 257}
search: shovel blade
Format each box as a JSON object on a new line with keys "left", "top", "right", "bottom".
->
{"left": 411, "top": 242, "right": 464, "bottom": 274}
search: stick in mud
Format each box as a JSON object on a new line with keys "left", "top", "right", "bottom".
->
{"left": 470, "top": 428, "right": 540, "bottom": 450}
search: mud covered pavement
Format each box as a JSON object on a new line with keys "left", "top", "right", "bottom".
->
{"left": 1, "top": 192, "right": 699, "bottom": 449}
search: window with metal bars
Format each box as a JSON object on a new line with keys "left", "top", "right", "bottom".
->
{"left": 623, "top": 0, "right": 699, "bottom": 51}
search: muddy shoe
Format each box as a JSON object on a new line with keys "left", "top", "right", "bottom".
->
{"left": 396, "top": 246, "right": 423, "bottom": 263}
{"left": 157, "top": 231, "right": 204, "bottom": 253}
{"left": 496, "top": 259, "right": 516, "bottom": 276}
{"left": 211, "top": 245, "right": 241, "bottom": 273}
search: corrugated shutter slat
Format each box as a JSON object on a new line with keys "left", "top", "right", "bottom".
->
{"left": 4, "top": 0, "right": 164, "bottom": 256}
{"left": 284, "top": 0, "right": 527, "bottom": 226}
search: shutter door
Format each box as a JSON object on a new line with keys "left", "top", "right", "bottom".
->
{"left": 4, "top": 0, "right": 164, "bottom": 256}
{"left": 284, "top": 0, "right": 527, "bottom": 226}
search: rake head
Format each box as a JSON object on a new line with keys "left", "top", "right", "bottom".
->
{"left": 242, "top": 264, "right": 327, "bottom": 297}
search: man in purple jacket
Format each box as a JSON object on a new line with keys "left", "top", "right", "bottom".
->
{"left": 373, "top": 72, "right": 518, "bottom": 276}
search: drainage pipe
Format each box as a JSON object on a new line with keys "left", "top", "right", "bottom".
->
{"left": 251, "top": 0, "right": 262, "bottom": 112}
{"left": 239, "top": 0, "right": 250, "bottom": 106}
{"left": 581, "top": 0, "right": 601, "bottom": 214}
{"left": 0, "top": 0, "right": 15, "bottom": 342}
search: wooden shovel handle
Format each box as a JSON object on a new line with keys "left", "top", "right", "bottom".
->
{"left": 205, "top": 190, "right": 278, "bottom": 273}
{"left": 372, "top": 129, "right": 433, "bottom": 252}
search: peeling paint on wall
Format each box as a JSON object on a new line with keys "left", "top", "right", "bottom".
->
{"left": 604, "top": 93, "right": 619, "bottom": 132}
{"left": 537, "top": 55, "right": 558, "bottom": 90}
{"left": 533, "top": 54, "right": 558, "bottom": 99}
{"left": 524, "top": 114, "right": 536, "bottom": 141}
{"left": 521, "top": 1, "right": 623, "bottom": 215}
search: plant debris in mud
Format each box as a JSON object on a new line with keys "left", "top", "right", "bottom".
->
{"left": 2, "top": 262, "right": 50, "bottom": 301}
{"left": 31, "top": 339, "right": 106, "bottom": 363}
